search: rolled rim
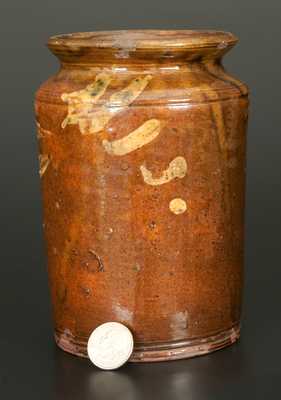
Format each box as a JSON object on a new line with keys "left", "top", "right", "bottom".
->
{"left": 48, "top": 29, "right": 238, "bottom": 51}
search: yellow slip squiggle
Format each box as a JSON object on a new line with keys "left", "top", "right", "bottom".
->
{"left": 61, "top": 74, "right": 152, "bottom": 134}
{"left": 140, "top": 156, "right": 187, "bottom": 186}
{"left": 102, "top": 119, "right": 161, "bottom": 156}
{"left": 39, "top": 154, "right": 50, "bottom": 177}
{"left": 61, "top": 72, "right": 113, "bottom": 130}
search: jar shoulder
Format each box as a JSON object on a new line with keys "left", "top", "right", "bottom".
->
{"left": 35, "top": 63, "right": 248, "bottom": 107}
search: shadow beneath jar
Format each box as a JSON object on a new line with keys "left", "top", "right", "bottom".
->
{"left": 52, "top": 337, "right": 254, "bottom": 400}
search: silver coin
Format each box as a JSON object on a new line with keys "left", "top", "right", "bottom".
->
{"left": 87, "top": 322, "right": 134, "bottom": 370}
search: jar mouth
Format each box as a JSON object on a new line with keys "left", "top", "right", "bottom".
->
{"left": 48, "top": 29, "right": 238, "bottom": 64}
{"left": 49, "top": 29, "right": 237, "bottom": 49}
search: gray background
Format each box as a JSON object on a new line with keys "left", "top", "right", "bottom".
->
{"left": 1, "top": 0, "right": 280, "bottom": 399}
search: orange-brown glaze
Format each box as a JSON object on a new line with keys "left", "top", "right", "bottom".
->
{"left": 35, "top": 30, "right": 249, "bottom": 362}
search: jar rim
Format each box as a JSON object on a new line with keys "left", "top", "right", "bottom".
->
{"left": 48, "top": 29, "right": 237, "bottom": 51}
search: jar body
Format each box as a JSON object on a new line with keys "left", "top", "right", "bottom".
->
{"left": 35, "top": 31, "right": 248, "bottom": 361}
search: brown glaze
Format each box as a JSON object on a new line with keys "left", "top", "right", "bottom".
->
{"left": 34, "top": 30, "right": 249, "bottom": 362}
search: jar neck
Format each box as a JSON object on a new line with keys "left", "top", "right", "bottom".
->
{"left": 48, "top": 30, "right": 237, "bottom": 67}
{"left": 50, "top": 47, "right": 235, "bottom": 66}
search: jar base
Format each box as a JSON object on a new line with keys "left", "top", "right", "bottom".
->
{"left": 54, "top": 324, "right": 240, "bottom": 362}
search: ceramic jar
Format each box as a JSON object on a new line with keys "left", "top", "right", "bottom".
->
{"left": 34, "top": 30, "right": 249, "bottom": 362}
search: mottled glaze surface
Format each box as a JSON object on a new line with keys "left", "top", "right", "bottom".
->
{"left": 35, "top": 30, "right": 249, "bottom": 362}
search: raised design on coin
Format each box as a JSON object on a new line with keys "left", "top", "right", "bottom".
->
{"left": 87, "top": 322, "right": 134, "bottom": 370}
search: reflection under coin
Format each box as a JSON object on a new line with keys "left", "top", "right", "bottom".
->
{"left": 89, "top": 371, "right": 139, "bottom": 400}
{"left": 53, "top": 348, "right": 139, "bottom": 400}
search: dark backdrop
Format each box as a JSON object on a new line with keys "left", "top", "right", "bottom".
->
{"left": 1, "top": 0, "right": 280, "bottom": 399}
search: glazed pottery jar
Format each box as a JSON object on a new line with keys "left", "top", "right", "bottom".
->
{"left": 34, "top": 30, "right": 249, "bottom": 362}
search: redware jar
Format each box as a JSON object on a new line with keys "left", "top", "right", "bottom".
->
{"left": 34, "top": 30, "right": 249, "bottom": 362}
